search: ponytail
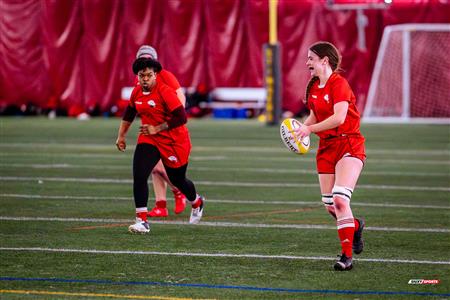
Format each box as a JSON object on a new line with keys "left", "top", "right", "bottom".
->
{"left": 304, "top": 76, "right": 319, "bottom": 105}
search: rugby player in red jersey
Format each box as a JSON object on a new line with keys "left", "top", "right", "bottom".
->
{"left": 135, "top": 45, "right": 187, "bottom": 218}
{"left": 294, "top": 41, "right": 366, "bottom": 271}
{"left": 116, "top": 57, "right": 204, "bottom": 233}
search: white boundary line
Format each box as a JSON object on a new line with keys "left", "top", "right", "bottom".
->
{"left": 1, "top": 176, "right": 449, "bottom": 191}
{"left": 0, "top": 247, "right": 448, "bottom": 265}
{"left": 1, "top": 143, "right": 450, "bottom": 156}
{"left": 1, "top": 163, "right": 448, "bottom": 177}
{"left": 0, "top": 216, "right": 448, "bottom": 233}
{"left": 0, "top": 153, "right": 228, "bottom": 161}
{"left": 2, "top": 194, "right": 449, "bottom": 210}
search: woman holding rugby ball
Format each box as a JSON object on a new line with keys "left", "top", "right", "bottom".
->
{"left": 294, "top": 41, "right": 366, "bottom": 271}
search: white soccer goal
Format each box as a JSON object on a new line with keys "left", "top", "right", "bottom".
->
{"left": 363, "top": 24, "right": 450, "bottom": 124}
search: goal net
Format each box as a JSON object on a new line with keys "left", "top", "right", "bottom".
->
{"left": 363, "top": 24, "right": 450, "bottom": 124}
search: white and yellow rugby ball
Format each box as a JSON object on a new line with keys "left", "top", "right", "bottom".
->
{"left": 280, "top": 118, "right": 310, "bottom": 154}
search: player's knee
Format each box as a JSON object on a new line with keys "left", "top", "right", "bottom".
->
{"left": 167, "top": 173, "right": 183, "bottom": 187}
{"left": 133, "top": 175, "right": 147, "bottom": 187}
{"left": 151, "top": 165, "right": 165, "bottom": 176}
{"left": 133, "top": 169, "right": 149, "bottom": 184}
{"left": 332, "top": 185, "right": 353, "bottom": 201}
{"left": 332, "top": 185, "right": 353, "bottom": 210}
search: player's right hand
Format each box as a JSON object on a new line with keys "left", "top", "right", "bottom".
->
{"left": 116, "top": 137, "right": 126, "bottom": 152}
{"left": 293, "top": 124, "right": 311, "bottom": 139}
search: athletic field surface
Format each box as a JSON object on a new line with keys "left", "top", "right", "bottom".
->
{"left": 0, "top": 117, "right": 449, "bottom": 299}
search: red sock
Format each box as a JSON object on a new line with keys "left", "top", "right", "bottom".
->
{"left": 137, "top": 211, "right": 147, "bottom": 222}
{"left": 338, "top": 227, "right": 354, "bottom": 257}
{"left": 337, "top": 217, "right": 355, "bottom": 257}
{"left": 192, "top": 195, "right": 202, "bottom": 208}
{"left": 155, "top": 199, "right": 167, "bottom": 208}
{"left": 354, "top": 219, "right": 360, "bottom": 231}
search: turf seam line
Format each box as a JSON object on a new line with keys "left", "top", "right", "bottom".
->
{"left": 2, "top": 163, "right": 449, "bottom": 177}
{"left": 1, "top": 176, "right": 449, "bottom": 191}
{"left": 2, "top": 152, "right": 449, "bottom": 165}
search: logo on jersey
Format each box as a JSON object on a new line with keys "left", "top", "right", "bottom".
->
{"left": 168, "top": 156, "right": 178, "bottom": 162}
{"left": 135, "top": 101, "right": 142, "bottom": 105}
{"left": 311, "top": 95, "right": 317, "bottom": 99}
{"left": 148, "top": 100, "right": 156, "bottom": 107}
{"left": 324, "top": 94, "right": 329, "bottom": 102}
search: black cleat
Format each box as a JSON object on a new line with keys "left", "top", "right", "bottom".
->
{"left": 334, "top": 254, "right": 353, "bottom": 271}
{"left": 353, "top": 218, "right": 365, "bottom": 254}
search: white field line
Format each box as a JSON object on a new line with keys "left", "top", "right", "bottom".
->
{"left": 234, "top": 157, "right": 449, "bottom": 166}
{"left": 195, "top": 146, "right": 450, "bottom": 156}
{"left": 0, "top": 153, "right": 228, "bottom": 161}
{"left": 1, "top": 163, "right": 448, "bottom": 177}
{"left": 1, "top": 152, "right": 449, "bottom": 166}
{"left": 1, "top": 176, "right": 449, "bottom": 191}
{"left": 0, "top": 216, "right": 448, "bottom": 233}
{"left": 2, "top": 194, "right": 449, "bottom": 210}
{"left": 1, "top": 143, "right": 449, "bottom": 156}
{"left": 190, "top": 167, "right": 450, "bottom": 177}
{"left": 0, "top": 247, "right": 448, "bottom": 265}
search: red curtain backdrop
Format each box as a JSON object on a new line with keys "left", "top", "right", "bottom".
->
{"left": 1, "top": 0, "right": 449, "bottom": 115}
{"left": 40, "top": 0, "right": 83, "bottom": 111}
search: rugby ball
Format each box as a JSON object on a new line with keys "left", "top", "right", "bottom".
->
{"left": 280, "top": 118, "right": 310, "bottom": 154}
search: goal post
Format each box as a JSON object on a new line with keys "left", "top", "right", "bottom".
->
{"left": 264, "top": 0, "right": 282, "bottom": 125}
{"left": 363, "top": 24, "right": 450, "bottom": 124}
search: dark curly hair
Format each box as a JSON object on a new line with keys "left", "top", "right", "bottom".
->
{"left": 132, "top": 57, "right": 162, "bottom": 75}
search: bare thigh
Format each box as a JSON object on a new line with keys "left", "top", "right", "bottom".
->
{"left": 152, "top": 160, "right": 166, "bottom": 174}
{"left": 335, "top": 156, "right": 363, "bottom": 189}
{"left": 318, "top": 173, "right": 335, "bottom": 194}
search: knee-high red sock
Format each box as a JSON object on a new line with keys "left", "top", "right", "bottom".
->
{"left": 337, "top": 218, "right": 355, "bottom": 257}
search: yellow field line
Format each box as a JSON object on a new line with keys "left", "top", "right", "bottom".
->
{"left": 0, "top": 289, "right": 215, "bottom": 300}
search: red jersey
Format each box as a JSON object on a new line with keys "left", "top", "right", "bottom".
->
{"left": 307, "top": 73, "right": 362, "bottom": 139}
{"left": 129, "top": 81, "right": 189, "bottom": 146}
{"left": 134, "top": 69, "right": 181, "bottom": 90}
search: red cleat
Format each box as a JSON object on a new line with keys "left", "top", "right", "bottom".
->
{"left": 173, "top": 190, "right": 187, "bottom": 214}
{"left": 148, "top": 206, "right": 168, "bottom": 217}
{"left": 148, "top": 200, "right": 168, "bottom": 218}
